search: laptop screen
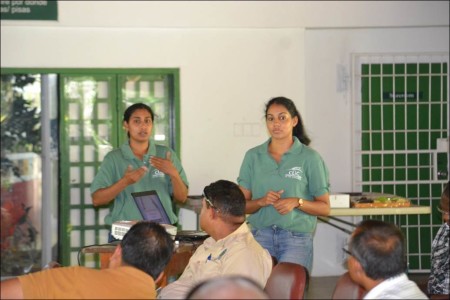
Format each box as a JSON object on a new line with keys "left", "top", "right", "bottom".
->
{"left": 131, "top": 190, "right": 171, "bottom": 224}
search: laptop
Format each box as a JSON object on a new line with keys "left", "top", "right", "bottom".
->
{"left": 130, "top": 190, "right": 209, "bottom": 242}
{"left": 175, "top": 230, "right": 209, "bottom": 242}
{"left": 111, "top": 191, "right": 176, "bottom": 240}
{"left": 131, "top": 190, "right": 171, "bottom": 224}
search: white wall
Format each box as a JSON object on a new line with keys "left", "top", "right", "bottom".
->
{"left": 1, "top": 27, "right": 305, "bottom": 194}
{"left": 1, "top": 1, "right": 448, "bottom": 28}
{"left": 2, "top": 1, "right": 448, "bottom": 193}
{"left": 178, "top": 28, "right": 305, "bottom": 192}
{"left": 305, "top": 26, "right": 450, "bottom": 193}
{"left": 306, "top": 27, "right": 449, "bottom": 276}
{"left": 1, "top": 0, "right": 449, "bottom": 276}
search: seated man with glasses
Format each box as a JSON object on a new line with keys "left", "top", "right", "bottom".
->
{"left": 346, "top": 219, "right": 427, "bottom": 299}
{"left": 158, "top": 180, "right": 272, "bottom": 299}
{"left": 428, "top": 181, "right": 449, "bottom": 298}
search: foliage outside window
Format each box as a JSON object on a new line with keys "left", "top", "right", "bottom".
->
{"left": 1, "top": 74, "right": 42, "bottom": 276}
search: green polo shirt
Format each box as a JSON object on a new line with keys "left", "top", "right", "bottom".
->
{"left": 238, "top": 137, "right": 329, "bottom": 233}
{"left": 90, "top": 140, "right": 189, "bottom": 225}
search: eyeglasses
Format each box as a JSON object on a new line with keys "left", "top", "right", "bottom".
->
{"left": 203, "top": 194, "right": 219, "bottom": 212}
{"left": 437, "top": 206, "right": 449, "bottom": 215}
{"left": 342, "top": 248, "right": 352, "bottom": 256}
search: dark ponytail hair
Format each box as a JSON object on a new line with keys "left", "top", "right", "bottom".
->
{"left": 264, "top": 97, "right": 311, "bottom": 146}
{"left": 123, "top": 102, "right": 154, "bottom": 123}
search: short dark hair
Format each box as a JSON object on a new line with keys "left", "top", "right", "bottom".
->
{"left": 203, "top": 180, "right": 245, "bottom": 218}
{"left": 350, "top": 219, "right": 406, "bottom": 280}
{"left": 120, "top": 221, "right": 174, "bottom": 280}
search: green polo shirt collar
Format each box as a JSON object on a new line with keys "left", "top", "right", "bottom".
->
{"left": 120, "top": 139, "right": 157, "bottom": 164}
{"left": 256, "top": 137, "right": 304, "bottom": 156}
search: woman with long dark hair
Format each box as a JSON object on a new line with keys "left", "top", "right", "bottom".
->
{"left": 238, "top": 96, "right": 330, "bottom": 273}
{"left": 91, "top": 103, "right": 188, "bottom": 241}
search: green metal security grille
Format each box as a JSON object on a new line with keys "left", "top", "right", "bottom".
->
{"left": 352, "top": 54, "right": 449, "bottom": 272}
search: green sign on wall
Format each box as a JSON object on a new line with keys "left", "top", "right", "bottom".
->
{"left": 1, "top": 0, "right": 57, "bottom": 20}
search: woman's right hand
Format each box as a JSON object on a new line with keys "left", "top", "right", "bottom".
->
{"left": 123, "top": 165, "right": 148, "bottom": 185}
{"left": 242, "top": 186, "right": 284, "bottom": 214}
{"left": 259, "top": 190, "right": 284, "bottom": 207}
{"left": 92, "top": 165, "right": 148, "bottom": 207}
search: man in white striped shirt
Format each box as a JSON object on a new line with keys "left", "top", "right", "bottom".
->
{"left": 428, "top": 181, "right": 449, "bottom": 297}
{"left": 346, "top": 219, "right": 427, "bottom": 299}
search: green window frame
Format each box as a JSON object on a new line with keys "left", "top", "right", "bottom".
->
{"left": 1, "top": 68, "right": 181, "bottom": 267}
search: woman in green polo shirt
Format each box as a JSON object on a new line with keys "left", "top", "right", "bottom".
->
{"left": 237, "top": 96, "right": 330, "bottom": 273}
{"left": 91, "top": 103, "right": 189, "bottom": 242}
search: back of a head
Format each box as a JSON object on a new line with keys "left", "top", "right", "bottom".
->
{"left": 203, "top": 180, "right": 246, "bottom": 219}
{"left": 350, "top": 219, "right": 406, "bottom": 280}
{"left": 186, "top": 276, "right": 269, "bottom": 299}
{"left": 121, "top": 221, "right": 174, "bottom": 280}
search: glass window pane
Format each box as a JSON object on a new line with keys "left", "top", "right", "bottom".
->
{"left": 154, "top": 81, "right": 165, "bottom": 98}
{"left": 1, "top": 74, "right": 43, "bottom": 276}
{"left": 97, "top": 103, "right": 110, "bottom": 120}
{"left": 97, "top": 81, "right": 108, "bottom": 99}
{"left": 70, "top": 188, "right": 80, "bottom": 205}
{"left": 69, "top": 103, "right": 79, "bottom": 120}
{"left": 70, "top": 145, "right": 80, "bottom": 162}
{"left": 139, "top": 81, "right": 150, "bottom": 98}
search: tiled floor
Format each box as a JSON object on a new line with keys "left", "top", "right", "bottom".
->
{"left": 306, "top": 273, "right": 430, "bottom": 299}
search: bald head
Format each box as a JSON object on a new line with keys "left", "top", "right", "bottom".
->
{"left": 350, "top": 219, "right": 406, "bottom": 280}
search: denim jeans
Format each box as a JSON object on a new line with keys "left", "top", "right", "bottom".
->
{"left": 251, "top": 225, "right": 313, "bottom": 273}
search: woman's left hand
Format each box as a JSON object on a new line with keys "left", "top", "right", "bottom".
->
{"left": 273, "top": 198, "right": 299, "bottom": 215}
{"left": 150, "top": 152, "right": 177, "bottom": 176}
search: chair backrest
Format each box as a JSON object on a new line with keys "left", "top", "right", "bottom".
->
{"left": 264, "top": 262, "right": 309, "bottom": 299}
{"left": 332, "top": 272, "right": 367, "bottom": 299}
{"left": 271, "top": 256, "right": 278, "bottom": 268}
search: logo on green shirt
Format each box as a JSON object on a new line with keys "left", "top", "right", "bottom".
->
{"left": 285, "top": 167, "right": 303, "bottom": 181}
{"left": 152, "top": 169, "right": 165, "bottom": 178}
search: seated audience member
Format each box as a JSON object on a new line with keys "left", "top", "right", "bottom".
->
{"left": 346, "top": 219, "right": 428, "bottom": 299}
{"left": 1, "top": 221, "right": 174, "bottom": 299}
{"left": 185, "top": 275, "right": 269, "bottom": 299}
{"left": 428, "top": 181, "right": 449, "bottom": 297}
{"left": 159, "top": 180, "right": 272, "bottom": 299}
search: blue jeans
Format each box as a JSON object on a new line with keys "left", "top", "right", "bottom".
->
{"left": 251, "top": 225, "right": 313, "bottom": 273}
